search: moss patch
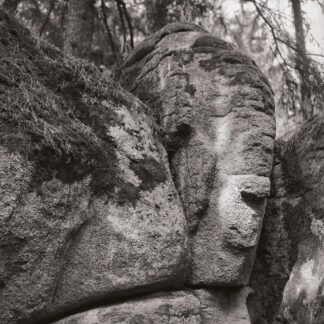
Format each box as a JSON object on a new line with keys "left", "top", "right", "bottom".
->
{"left": 0, "top": 10, "right": 166, "bottom": 204}
{"left": 123, "top": 22, "right": 206, "bottom": 68}
{"left": 192, "top": 35, "right": 234, "bottom": 52}
{"left": 130, "top": 156, "right": 168, "bottom": 192}
{"left": 198, "top": 51, "right": 254, "bottom": 71}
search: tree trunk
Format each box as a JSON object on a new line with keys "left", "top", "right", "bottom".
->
{"left": 2, "top": 0, "right": 20, "bottom": 14}
{"left": 290, "top": 0, "right": 312, "bottom": 118}
{"left": 144, "top": 0, "right": 169, "bottom": 34}
{"left": 63, "top": 0, "right": 95, "bottom": 60}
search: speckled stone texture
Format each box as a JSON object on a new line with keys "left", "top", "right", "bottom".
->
{"left": 1, "top": 13, "right": 293, "bottom": 324}
{"left": 248, "top": 115, "right": 324, "bottom": 324}
{"left": 0, "top": 12, "right": 187, "bottom": 324}
{"left": 53, "top": 288, "right": 251, "bottom": 324}
{"left": 121, "top": 22, "right": 276, "bottom": 286}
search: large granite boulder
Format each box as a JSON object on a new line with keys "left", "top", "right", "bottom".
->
{"left": 0, "top": 11, "right": 187, "bottom": 324}
{"left": 121, "top": 22, "right": 276, "bottom": 286}
{"left": 1, "top": 11, "right": 289, "bottom": 324}
{"left": 54, "top": 288, "right": 251, "bottom": 324}
{"left": 249, "top": 115, "right": 324, "bottom": 324}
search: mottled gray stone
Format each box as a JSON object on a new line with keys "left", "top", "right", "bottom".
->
{"left": 0, "top": 12, "right": 187, "bottom": 324}
{"left": 54, "top": 288, "right": 251, "bottom": 324}
{"left": 249, "top": 115, "right": 324, "bottom": 324}
{"left": 121, "top": 22, "right": 276, "bottom": 286}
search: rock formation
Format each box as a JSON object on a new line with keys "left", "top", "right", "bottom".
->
{"left": 54, "top": 289, "right": 251, "bottom": 324}
{"left": 121, "top": 22, "right": 276, "bottom": 286}
{"left": 1, "top": 9, "right": 323, "bottom": 324}
{"left": 0, "top": 11, "right": 187, "bottom": 324}
{"left": 249, "top": 115, "right": 324, "bottom": 324}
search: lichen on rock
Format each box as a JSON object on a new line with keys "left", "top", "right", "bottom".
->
{"left": 53, "top": 288, "right": 251, "bottom": 324}
{"left": 121, "top": 22, "right": 276, "bottom": 287}
{"left": 0, "top": 11, "right": 188, "bottom": 324}
{"left": 249, "top": 115, "right": 324, "bottom": 324}
{"left": 3, "top": 11, "right": 322, "bottom": 324}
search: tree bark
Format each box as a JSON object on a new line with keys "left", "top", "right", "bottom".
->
{"left": 144, "top": 0, "right": 169, "bottom": 34}
{"left": 2, "top": 0, "right": 20, "bottom": 14}
{"left": 63, "top": 0, "right": 95, "bottom": 59}
{"left": 290, "top": 0, "right": 312, "bottom": 118}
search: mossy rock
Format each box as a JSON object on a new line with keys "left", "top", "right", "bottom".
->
{"left": 0, "top": 11, "right": 188, "bottom": 324}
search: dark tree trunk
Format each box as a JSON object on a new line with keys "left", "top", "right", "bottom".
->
{"left": 290, "top": 0, "right": 312, "bottom": 118}
{"left": 291, "top": 0, "right": 307, "bottom": 62}
{"left": 2, "top": 0, "right": 20, "bottom": 14}
{"left": 144, "top": 0, "right": 169, "bottom": 34}
{"left": 63, "top": 0, "right": 95, "bottom": 59}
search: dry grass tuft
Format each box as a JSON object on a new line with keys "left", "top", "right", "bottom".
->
{"left": 0, "top": 9, "right": 155, "bottom": 200}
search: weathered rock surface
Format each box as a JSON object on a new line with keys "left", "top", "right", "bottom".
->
{"left": 249, "top": 115, "right": 324, "bottom": 324}
{"left": 54, "top": 288, "right": 251, "bottom": 324}
{"left": 0, "top": 11, "right": 187, "bottom": 324}
{"left": 7, "top": 10, "right": 323, "bottom": 324}
{"left": 121, "top": 22, "right": 276, "bottom": 286}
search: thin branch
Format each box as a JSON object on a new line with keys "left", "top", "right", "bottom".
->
{"left": 115, "top": 0, "right": 127, "bottom": 51}
{"left": 39, "top": 0, "right": 57, "bottom": 37}
{"left": 246, "top": 2, "right": 324, "bottom": 61}
{"left": 308, "top": 53, "right": 324, "bottom": 58}
{"left": 219, "top": 15, "right": 228, "bottom": 35}
{"left": 132, "top": 20, "right": 148, "bottom": 37}
{"left": 244, "top": 0, "right": 294, "bottom": 70}
{"left": 60, "top": 0, "right": 69, "bottom": 30}
{"left": 245, "top": 0, "right": 324, "bottom": 118}
{"left": 117, "top": 0, "right": 134, "bottom": 49}
{"left": 101, "top": 0, "right": 121, "bottom": 65}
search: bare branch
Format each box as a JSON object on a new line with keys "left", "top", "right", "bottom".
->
{"left": 60, "top": 0, "right": 69, "bottom": 30}
{"left": 100, "top": 0, "right": 121, "bottom": 65}
{"left": 115, "top": 0, "right": 127, "bottom": 52}
{"left": 117, "top": 0, "right": 134, "bottom": 49}
{"left": 39, "top": 0, "right": 57, "bottom": 37}
{"left": 244, "top": 0, "right": 293, "bottom": 72}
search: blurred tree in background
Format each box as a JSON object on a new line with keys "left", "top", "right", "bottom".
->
{"left": 63, "top": 0, "right": 95, "bottom": 59}
{"left": 0, "top": 0, "right": 323, "bottom": 135}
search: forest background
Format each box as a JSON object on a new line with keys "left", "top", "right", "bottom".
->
{"left": 1, "top": 0, "right": 323, "bottom": 137}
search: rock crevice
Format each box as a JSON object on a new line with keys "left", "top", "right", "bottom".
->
{"left": 249, "top": 115, "right": 324, "bottom": 324}
{"left": 2, "top": 13, "right": 322, "bottom": 324}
